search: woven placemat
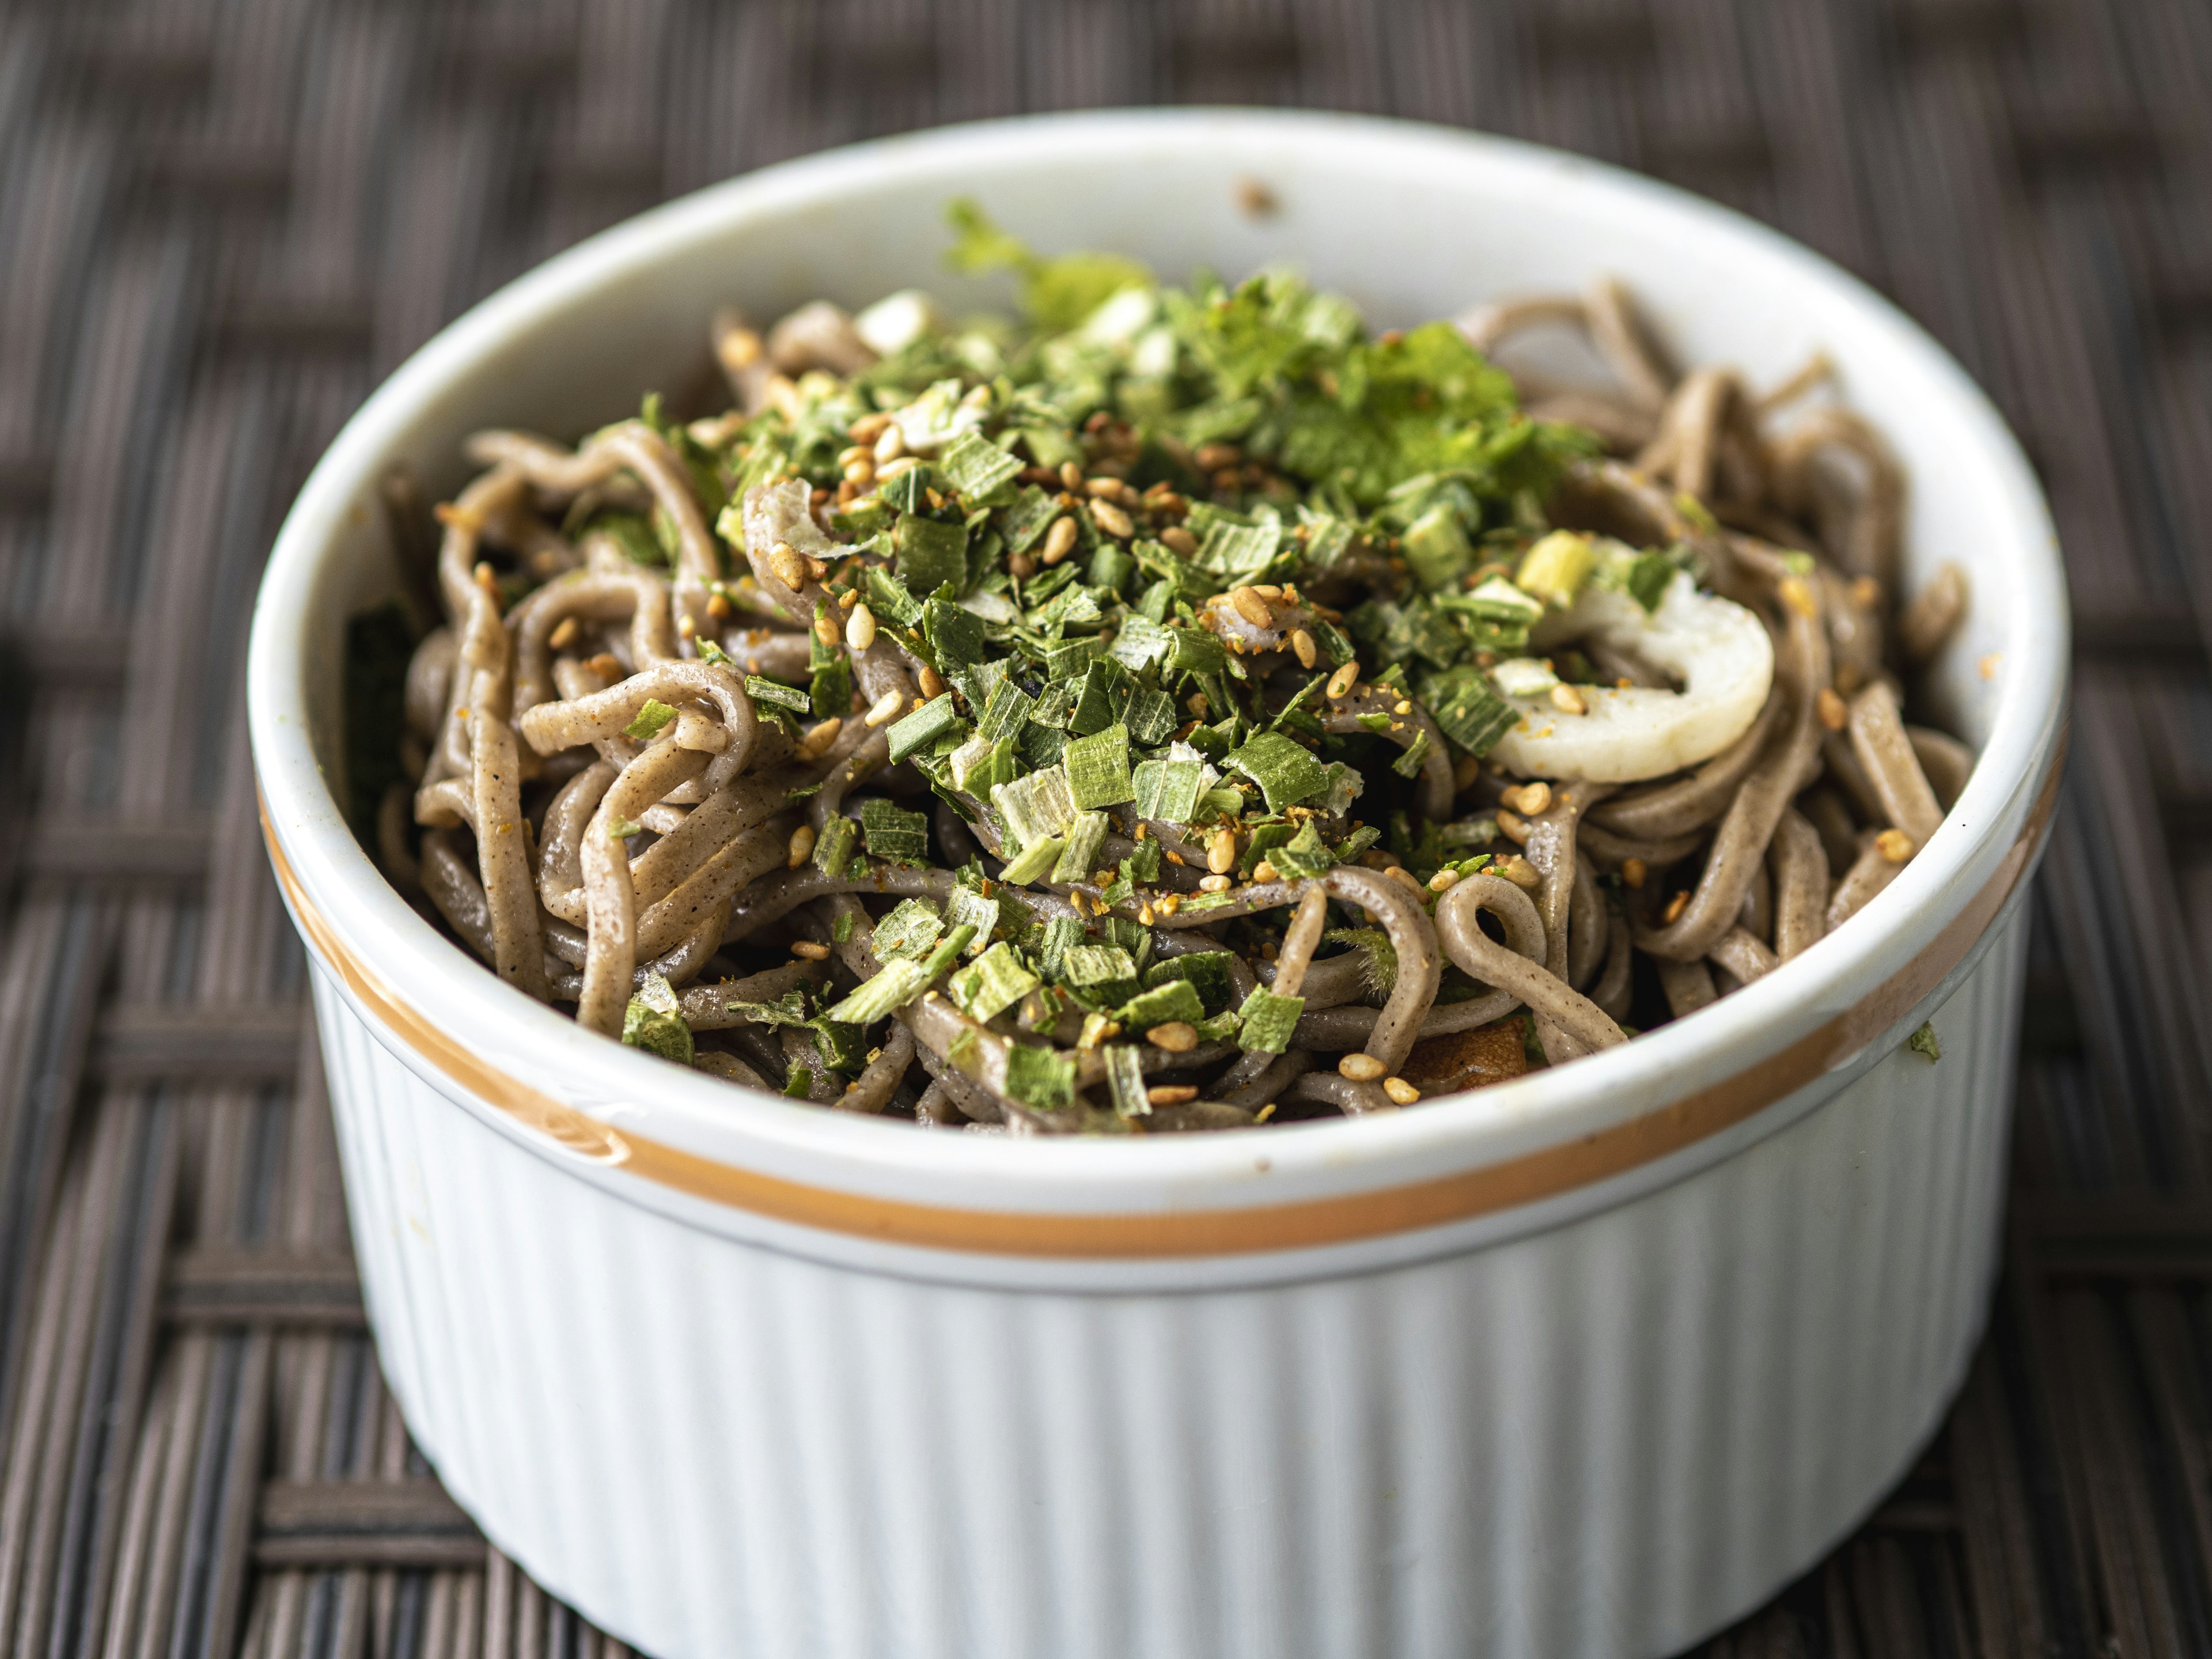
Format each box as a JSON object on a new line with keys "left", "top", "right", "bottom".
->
{"left": 1, "top": 3, "right": 2206, "bottom": 1655}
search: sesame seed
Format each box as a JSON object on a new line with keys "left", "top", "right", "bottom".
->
{"left": 1620, "top": 857, "right": 1647, "bottom": 889}
{"left": 786, "top": 824, "right": 816, "bottom": 869}
{"left": 1381, "top": 1077, "right": 1422, "bottom": 1105}
{"left": 1338, "top": 1052, "right": 1385, "bottom": 1081}
{"left": 790, "top": 940, "right": 831, "bottom": 961}
{"left": 863, "top": 690, "right": 903, "bottom": 727}
{"left": 1876, "top": 828, "right": 1916, "bottom": 862}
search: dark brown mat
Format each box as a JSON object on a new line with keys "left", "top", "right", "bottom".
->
{"left": 1, "top": 3, "right": 2206, "bottom": 1655}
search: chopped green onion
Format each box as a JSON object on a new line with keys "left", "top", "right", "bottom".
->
{"left": 1224, "top": 730, "right": 1329, "bottom": 813}
{"left": 948, "top": 941, "right": 1040, "bottom": 1022}
{"left": 1051, "top": 810, "right": 1110, "bottom": 884}
{"left": 1118, "top": 977, "right": 1204, "bottom": 1031}
{"left": 1002, "top": 1041, "right": 1076, "bottom": 1111}
{"left": 1063, "top": 723, "right": 1135, "bottom": 809}
{"left": 623, "top": 699, "right": 677, "bottom": 740}
{"left": 1103, "top": 1045, "right": 1149, "bottom": 1116}
{"left": 859, "top": 798, "right": 930, "bottom": 863}
{"left": 887, "top": 692, "right": 961, "bottom": 763}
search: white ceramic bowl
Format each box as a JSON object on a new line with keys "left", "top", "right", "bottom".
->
{"left": 249, "top": 111, "right": 2067, "bottom": 1659}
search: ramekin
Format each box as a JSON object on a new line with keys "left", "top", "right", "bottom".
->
{"left": 248, "top": 112, "right": 2068, "bottom": 1659}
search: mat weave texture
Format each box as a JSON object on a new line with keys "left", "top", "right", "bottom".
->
{"left": 1, "top": 3, "right": 2208, "bottom": 1656}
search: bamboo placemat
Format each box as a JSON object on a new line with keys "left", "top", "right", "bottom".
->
{"left": 1, "top": 3, "right": 2206, "bottom": 1654}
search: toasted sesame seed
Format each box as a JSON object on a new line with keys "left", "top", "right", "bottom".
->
{"left": 1230, "top": 586, "right": 1272, "bottom": 628}
{"left": 1160, "top": 527, "right": 1198, "bottom": 556}
{"left": 1550, "top": 683, "right": 1588, "bottom": 715}
{"left": 918, "top": 665, "right": 945, "bottom": 699}
{"left": 813, "top": 613, "right": 840, "bottom": 648}
{"left": 863, "top": 690, "right": 903, "bottom": 727}
{"left": 787, "top": 824, "right": 816, "bottom": 869}
{"left": 1876, "top": 828, "right": 1916, "bottom": 862}
{"left": 1147, "top": 1085, "right": 1199, "bottom": 1106}
{"left": 846, "top": 604, "right": 877, "bottom": 651}
{"left": 1620, "top": 857, "right": 1647, "bottom": 889}
{"left": 1381, "top": 1077, "right": 1422, "bottom": 1105}
{"left": 768, "top": 543, "right": 805, "bottom": 589}
{"left": 548, "top": 616, "right": 579, "bottom": 652}
{"left": 1252, "top": 860, "right": 1281, "bottom": 882}
{"left": 1498, "top": 856, "right": 1542, "bottom": 891}
{"left": 1427, "top": 868, "right": 1460, "bottom": 892}
{"left": 1326, "top": 660, "right": 1360, "bottom": 699}
{"left": 1290, "top": 628, "right": 1318, "bottom": 669}
{"left": 706, "top": 593, "right": 731, "bottom": 620}
{"left": 1091, "top": 499, "right": 1134, "bottom": 539}
{"left": 1207, "top": 827, "right": 1237, "bottom": 874}
{"left": 848, "top": 412, "right": 892, "bottom": 444}
{"left": 872, "top": 425, "right": 905, "bottom": 464}
{"left": 1147, "top": 1021, "right": 1198, "bottom": 1054}
{"left": 790, "top": 940, "right": 831, "bottom": 961}
{"left": 1338, "top": 1052, "right": 1386, "bottom": 1081}
{"left": 1041, "top": 516, "right": 1078, "bottom": 566}
{"left": 842, "top": 459, "right": 873, "bottom": 486}
{"left": 1817, "top": 687, "right": 1848, "bottom": 731}
{"left": 801, "top": 716, "right": 842, "bottom": 756}
{"left": 1505, "top": 781, "right": 1551, "bottom": 816}
{"left": 1385, "top": 865, "right": 1427, "bottom": 895}
{"left": 1661, "top": 889, "right": 1691, "bottom": 923}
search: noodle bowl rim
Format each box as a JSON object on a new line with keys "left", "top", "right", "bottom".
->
{"left": 247, "top": 109, "right": 2069, "bottom": 1266}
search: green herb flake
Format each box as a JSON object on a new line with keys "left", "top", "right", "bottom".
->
{"left": 1063, "top": 723, "right": 1135, "bottom": 810}
{"left": 873, "top": 899, "right": 945, "bottom": 961}
{"left": 1419, "top": 665, "right": 1521, "bottom": 757}
{"left": 1103, "top": 1045, "right": 1150, "bottom": 1117}
{"left": 1131, "top": 757, "right": 1204, "bottom": 824}
{"left": 945, "top": 885, "right": 1001, "bottom": 955}
{"left": 866, "top": 565, "right": 924, "bottom": 628}
{"left": 1050, "top": 810, "right": 1111, "bottom": 884}
{"left": 1002, "top": 1040, "right": 1078, "bottom": 1111}
{"left": 1907, "top": 1021, "right": 1942, "bottom": 1063}
{"left": 991, "top": 764, "right": 1076, "bottom": 849}
{"left": 937, "top": 429, "right": 1022, "bottom": 502}
{"left": 1270, "top": 820, "right": 1337, "bottom": 880}
{"left": 1224, "top": 730, "right": 1330, "bottom": 813}
{"left": 1142, "top": 950, "right": 1236, "bottom": 1013}
{"left": 895, "top": 513, "right": 969, "bottom": 596}
{"left": 859, "top": 798, "right": 931, "bottom": 863}
{"left": 952, "top": 941, "right": 1041, "bottom": 1022}
{"left": 1118, "top": 977, "right": 1205, "bottom": 1031}
{"left": 744, "top": 676, "right": 812, "bottom": 715}
{"left": 623, "top": 699, "right": 678, "bottom": 740}
{"left": 607, "top": 816, "right": 643, "bottom": 842}
{"left": 620, "top": 972, "right": 694, "bottom": 1065}
{"left": 812, "top": 815, "right": 858, "bottom": 877}
{"left": 1236, "top": 988, "right": 1305, "bottom": 1055}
